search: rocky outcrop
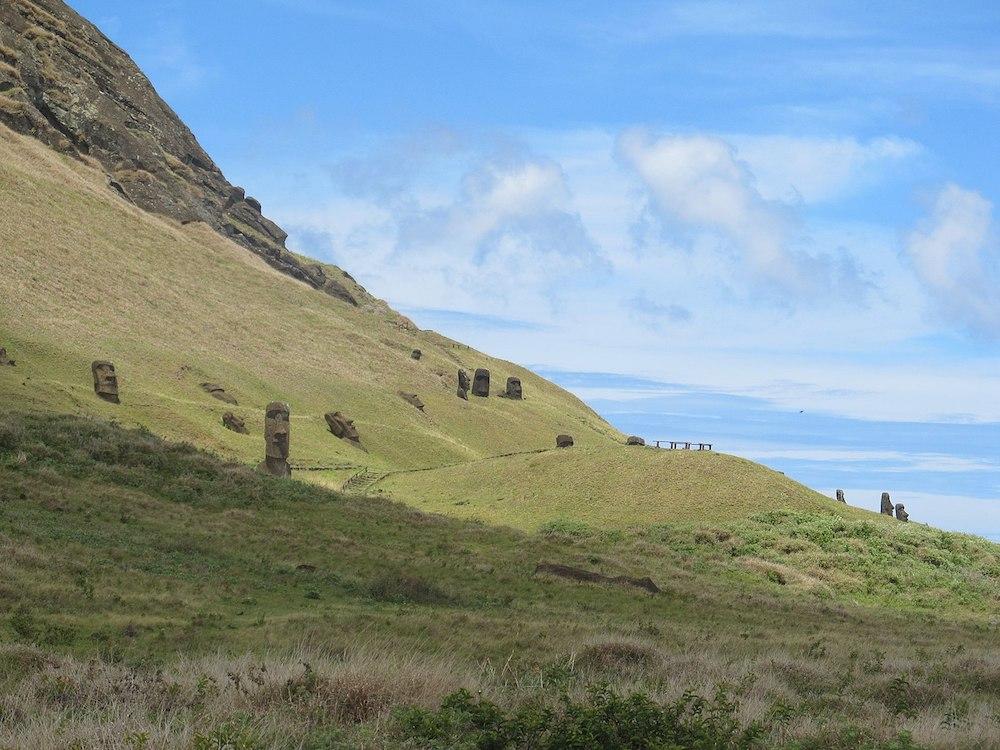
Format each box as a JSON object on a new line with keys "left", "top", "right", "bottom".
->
{"left": 0, "top": 0, "right": 360, "bottom": 304}
{"left": 201, "top": 383, "right": 237, "bottom": 405}
{"left": 91, "top": 360, "right": 119, "bottom": 403}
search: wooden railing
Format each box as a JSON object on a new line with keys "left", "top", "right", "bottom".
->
{"left": 654, "top": 441, "right": 713, "bottom": 451}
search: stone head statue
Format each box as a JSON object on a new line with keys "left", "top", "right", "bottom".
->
{"left": 895, "top": 503, "right": 909, "bottom": 522}
{"left": 880, "top": 492, "right": 894, "bottom": 515}
{"left": 260, "top": 401, "right": 291, "bottom": 476}
{"left": 91, "top": 361, "right": 120, "bottom": 403}
{"left": 505, "top": 377, "right": 522, "bottom": 400}
{"left": 835, "top": 489, "right": 845, "bottom": 503}
{"left": 472, "top": 368, "right": 490, "bottom": 397}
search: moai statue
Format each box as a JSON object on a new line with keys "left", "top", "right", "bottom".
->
{"left": 222, "top": 412, "right": 248, "bottom": 434}
{"left": 556, "top": 434, "right": 574, "bottom": 448}
{"left": 259, "top": 401, "right": 291, "bottom": 477}
{"left": 0, "top": 347, "right": 15, "bottom": 366}
{"left": 399, "top": 392, "right": 425, "bottom": 411}
{"left": 325, "top": 411, "right": 361, "bottom": 445}
{"left": 411, "top": 349, "right": 422, "bottom": 360}
{"left": 626, "top": 436, "right": 645, "bottom": 446}
{"left": 880, "top": 492, "right": 894, "bottom": 516}
{"left": 91, "top": 361, "right": 120, "bottom": 403}
{"left": 835, "top": 489, "right": 846, "bottom": 503}
{"left": 457, "top": 369, "right": 470, "bottom": 400}
{"left": 895, "top": 504, "right": 909, "bottom": 522}
{"left": 472, "top": 368, "right": 490, "bottom": 397}
{"left": 202, "top": 383, "right": 238, "bottom": 405}
{"left": 505, "top": 377, "right": 523, "bottom": 400}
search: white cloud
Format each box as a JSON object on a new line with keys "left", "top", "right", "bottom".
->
{"left": 906, "top": 184, "right": 1000, "bottom": 336}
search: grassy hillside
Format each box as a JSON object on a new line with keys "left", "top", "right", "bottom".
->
{"left": 1, "top": 413, "right": 998, "bottom": 748}
{"left": 374, "top": 445, "right": 864, "bottom": 530}
{"left": 0, "top": 124, "right": 618, "bottom": 475}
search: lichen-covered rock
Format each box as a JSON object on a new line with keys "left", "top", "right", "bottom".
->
{"left": 556, "top": 434, "right": 574, "bottom": 448}
{"left": 259, "top": 401, "right": 291, "bottom": 477}
{"left": 399, "top": 392, "right": 425, "bottom": 411}
{"left": 626, "top": 436, "right": 645, "bottom": 446}
{"left": 0, "top": 347, "right": 14, "bottom": 366}
{"left": 472, "top": 368, "right": 490, "bottom": 397}
{"left": 91, "top": 360, "right": 119, "bottom": 403}
{"left": 222, "top": 412, "right": 248, "bottom": 434}
{"left": 895, "top": 504, "right": 909, "bottom": 522}
{"left": 835, "top": 489, "right": 846, "bottom": 503}
{"left": 201, "top": 382, "right": 237, "bottom": 405}
{"left": 0, "top": 0, "right": 362, "bottom": 305}
{"left": 505, "top": 377, "right": 522, "bottom": 400}
{"left": 325, "top": 411, "right": 361, "bottom": 445}
{"left": 880, "top": 492, "right": 894, "bottom": 516}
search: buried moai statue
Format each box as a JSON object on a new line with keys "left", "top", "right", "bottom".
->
{"left": 399, "top": 392, "right": 425, "bottom": 412}
{"left": 835, "top": 489, "right": 846, "bottom": 503}
{"left": 201, "top": 383, "right": 237, "bottom": 405}
{"left": 91, "top": 361, "right": 120, "bottom": 403}
{"left": 411, "top": 349, "right": 422, "bottom": 360}
{"left": 222, "top": 412, "right": 248, "bottom": 434}
{"left": 457, "top": 369, "right": 470, "bottom": 400}
{"left": 895, "top": 504, "right": 909, "bottom": 522}
{"left": 325, "top": 411, "right": 361, "bottom": 446}
{"left": 0, "top": 347, "right": 14, "bottom": 366}
{"left": 626, "top": 436, "right": 645, "bottom": 446}
{"left": 472, "top": 368, "right": 490, "bottom": 397}
{"left": 505, "top": 377, "right": 523, "bottom": 400}
{"left": 880, "top": 492, "right": 894, "bottom": 516}
{"left": 556, "top": 434, "right": 574, "bottom": 448}
{"left": 259, "top": 401, "right": 291, "bottom": 477}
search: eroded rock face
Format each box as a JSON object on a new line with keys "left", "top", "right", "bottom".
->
{"left": 626, "top": 436, "right": 645, "bottom": 446}
{"left": 880, "top": 492, "right": 894, "bottom": 516}
{"left": 91, "top": 360, "right": 119, "bottom": 403}
{"left": 472, "top": 368, "right": 490, "bottom": 397}
{"left": 259, "top": 401, "right": 291, "bottom": 477}
{"left": 325, "top": 411, "right": 361, "bottom": 445}
{"left": 399, "top": 392, "right": 425, "bottom": 411}
{"left": 222, "top": 412, "right": 248, "bottom": 434}
{"left": 201, "top": 383, "right": 237, "bottom": 405}
{"left": 835, "top": 489, "right": 846, "bottom": 503}
{"left": 895, "top": 504, "right": 909, "bottom": 522}
{"left": 556, "top": 434, "right": 574, "bottom": 448}
{"left": 0, "top": 347, "right": 14, "bottom": 366}
{"left": 0, "top": 0, "right": 361, "bottom": 305}
{"left": 505, "top": 377, "right": 522, "bottom": 400}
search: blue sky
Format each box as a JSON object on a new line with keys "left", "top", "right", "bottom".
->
{"left": 73, "top": 1, "right": 1000, "bottom": 537}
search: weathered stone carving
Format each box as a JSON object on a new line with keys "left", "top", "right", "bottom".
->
{"left": 505, "top": 377, "right": 522, "bottom": 400}
{"left": 201, "top": 382, "right": 237, "bottom": 405}
{"left": 895, "top": 504, "right": 909, "bottom": 522}
{"left": 91, "top": 361, "right": 120, "bottom": 403}
{"left": 457, "top": 369, "right": 470, "bottom": 400}
{"left": 399, "top": 392, "right": 425, "bottom": 411}
{"left": 0, "top": 347, "right": 14, "bottom": 366}
{"left": 880, "top": 492, "right": 894, "bottom": 516}
{"left": 835, "top": 489, "right": 846, "bottom": 503}
{"left": 472, "top": 368, "right": 490, "bottom": 397}
{"left": 411, "top": 349, "right": 422, "bottom": 360}
{"left": 626, "top": 436, "right": 645, "bottom": 446}
{"left": 325, "top": 411, "right": 361, "bottom": 445}
{"left": 259, "top": 401, "right": 291, "bottom": 477}
{"left": 556, "top": 434, "right": 574, "bottom": 448}
{"left": 222, "top": 412, "right": 248, "bottom": 434}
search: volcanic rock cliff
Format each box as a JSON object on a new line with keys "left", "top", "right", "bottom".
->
{"left": 0, "top": 0, "right": 359, "bottom": 305}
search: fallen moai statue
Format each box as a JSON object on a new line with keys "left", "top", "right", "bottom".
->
{"left": 399, "top": 392, "right": 425, "bottom": 411}
{"left": 91, "top": 361, "right": 120, "bottom": 403}
{"left": 411, "top": 349, "right": 422, "bottom": 360}
{"left": 222, "top": 412, "right": 248, "bottom": 434}
{"left": 836, "top": 489, "right": 846, "bottom": 503}
{"left": 505, "top": 377, "right": 522, "bottom": 400}
{"left": 0, "top": 347, "right": 14, "bottom": 366}
{"left": 259, "top": 401, "right": 291, "bottom": 477}
{"left": 556, "top": 434, "right": 574, "bottom": 448}
{"left": 880, "top": 492, "right": 894, "bottom": 516}
{"left": 472, "top": 368, "right": 490, "bottom": 397}
{"left": 534, "top": 563, "right": 660, "bottom": 594}
{"left": 325, "top": 411, "right": 361, "bottom": 445}
{"left": 626, "top": 436, "right": 645, "bottom": 446}
{"left": 457, "top": 369, "right": 470, "bottom": 400}
{"left": 201, "top": 382, "right": 238, "bottom": 405}
{"left": 895, "top": 503, "right": 909, "bottom": 522}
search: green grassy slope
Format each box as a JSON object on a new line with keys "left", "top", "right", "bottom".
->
{"left": 0, "top": 124, "right": 618, "bottom": 474}
{"left": 375, "top": 445, "right": 864, "bottom": 530}
{"left": 0, "top": 414, "right": 997, "bottom": 748}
